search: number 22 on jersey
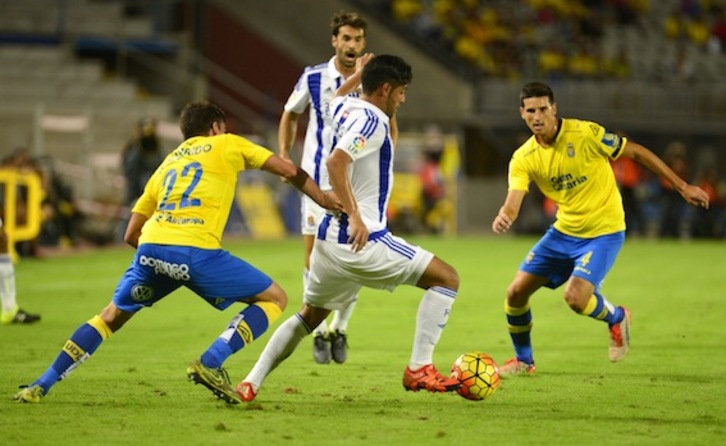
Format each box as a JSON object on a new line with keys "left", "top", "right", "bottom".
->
{"left": 158, "top": 162, "right": 203, "bottom": 210}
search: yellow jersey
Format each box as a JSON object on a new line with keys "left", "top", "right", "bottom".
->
{"left": 509, "top": 118, "right": 627, "bottom": 237}
{"left": 132, "top": 133, "right": 273, "bottom": 249}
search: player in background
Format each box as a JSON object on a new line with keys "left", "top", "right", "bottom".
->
{"left": 236, "top": 54, "right": 461, "bottom": 402}
{"left": 492, "top": 81, "right": 710, "bottom": 375}
{"left": 279, "top": 12, "right": 394, "bottom": 365}
{"left": 13, "top": 100, "right": 341, "bottom": 404}
{"left": 0, "top": 219, "right": 40, "bottom": 325}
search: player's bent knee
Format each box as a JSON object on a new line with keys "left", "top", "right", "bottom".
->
{"left": 506, "top": 283, "right": 530, "bottom": 307}
{"left": 99, "top": 302, "right": 134, "bottom": 332}
{"left": 257, "top": 282, "right": 288, "bottom": 311}
{"left": 442, "top": 264, "right": 460, "bottom": 290}
{"left": 420, "top": 257, "right": 459, "bottom": 290}
{"left": 562, "top": 291, "right": 587, "bottom": 313}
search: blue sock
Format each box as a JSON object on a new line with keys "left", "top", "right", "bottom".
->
{"left": 201, "top": 302, "right": 282, "bottom": 369}
{"left": 33, "top": 316, "right": 112, "bottom": 395}
{"left": 505, "top": 301, "right": 534, "bottom": 364}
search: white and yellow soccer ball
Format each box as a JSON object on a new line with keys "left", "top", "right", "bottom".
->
{"left": 450, "top": 352, "right": 501, "bottom": 401}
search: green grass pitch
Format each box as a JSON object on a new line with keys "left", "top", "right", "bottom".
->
{"left": 2, "top": 235, "right": 724, "bottom": 445}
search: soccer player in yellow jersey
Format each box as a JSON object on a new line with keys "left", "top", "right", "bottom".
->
{"left": 492, "top": 82, "right": 710, "bottom": 375}
{"left": 13, "top": 100, "right": 340, "bottom": 404}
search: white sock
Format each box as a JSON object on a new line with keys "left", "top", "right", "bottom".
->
{"left": 329, "top": 299, "right": 357, "bottom": 333}
{"left": 0, "top": 254, "right": 17, "bottom": 314}
{"left": 243, "top": 314, "right": 311, "bottom": 391}
{"left": 306, "top": 268, "right": 329, "bottom": 336}
{"left": 409, "top": 286, "right": 456, "bottom": 370}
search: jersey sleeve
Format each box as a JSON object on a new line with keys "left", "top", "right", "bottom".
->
{"left": 223, "top": 134, "right": 274, "bottom": 172}
{"left": 334, "top": 109, "right": 385, "bottom": 163}
{"left": 131, "top": 172, "right": 160, "bottom": 217}
{"left": 508, "top": 151, "right": 531, "bottom": 192}
{"left": 590, "top": 121, "right": 628, "bottom": 160}
{"left": 283, "top": 70, "right": 311, "bottom": 114}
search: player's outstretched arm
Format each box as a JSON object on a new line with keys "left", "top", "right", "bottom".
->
{"left": 622, "top": 141, "right": 710, "bottom": 209}
{"left": 334, "top": 53, "right": 374, "bottom": 99}
{"left": 492, "top": 190, "right": 526, "bottom": 234}
{"left": 262, "top": 155, "right": 341, "bottom": 211}
{"left": 277, "top": 110, "right": 300, "bottom": 164}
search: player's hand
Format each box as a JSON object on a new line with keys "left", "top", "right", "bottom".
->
{"left": 680, "top": 184, "right": 710, "bottom": 209}
{"left": 356, "top": 53, "right": 374, "bottom": 72}
{"left": 347, "top": 213, "right": 369, "bottom": 252}
{"left": 321, "top": 191, "right": 343, "bottom": 212}
{"left": 492, "top": 212, "right": 513, "bottom": 234}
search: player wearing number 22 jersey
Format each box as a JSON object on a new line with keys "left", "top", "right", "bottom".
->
{"left": 13, "top": 100, "right": 339, "bottom": 404}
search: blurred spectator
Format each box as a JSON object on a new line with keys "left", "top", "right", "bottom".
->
{"left": 392, "top": 0, "right": 423, "bottom": 22}
{"left": 611, "top": 152, "right": 644, "bottom": 235}
{"left": 709, "top": 8, "right": 726, "bottom": 54}
{"left": 691, "top": 167, "right": 725, "bottom": 238}
{"left": 684, "top": 12, "right": 711, "bottom": 47}
{"left": 605, "top": 44, "right": 632, "bottom": 79}
{"left": 121, "top": 117, "right": 163, "bottom": 206}
{"left": 568, "top": 41, "right": 601, "bottom": 79}
{"left": 37, "top": 161, "right": 83, "bottom": 248}
{"left": 1, "top": 149, "right": 47, "bottom": 256}
{"left": 659, "top": 141, "right": 690, "bottom": 238}
{"left": 538, "top": 42, "right": 568, "bottom": 81}
{"left": 664, "top": 43, "right": 695, "bottom": 84}
{"left": 663, "top": 8, "right": 685, "bottom": 40}
{"left": 1, "top": 149, "right": 83, "bottom": 254}
{"left": 378, "top": 0, "right": 726, "bottom": 82}
{"left": 419, "top": 125, "right": 446, "bottom": 233}
{"left": 610, "top": 0, "right": 645, "bottom": 28}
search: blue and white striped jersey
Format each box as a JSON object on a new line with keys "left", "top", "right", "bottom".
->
{"left": 284, "top": 56, "right": 358, "bottom": 186}
{"left": 317, "top": 95, "right": 393, "bottom": 243}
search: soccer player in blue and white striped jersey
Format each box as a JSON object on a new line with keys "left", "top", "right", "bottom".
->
{"left": 237, "top": 55, "right": 462, "bottom": 402}
{"left": 278, "top": 12, "right": 369, "bottom": 365}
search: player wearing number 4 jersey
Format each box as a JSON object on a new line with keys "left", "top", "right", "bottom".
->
{"left": 492, "top": 82, "right": 710, "bottom": 376}
{"left": 13, "top": 100, "right": 340, "bottom": 404}
{"left": 235, "top": 54, "right": 461, "bottom": 402}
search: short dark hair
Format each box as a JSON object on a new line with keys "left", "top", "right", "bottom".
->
{"left": 179, "top": 100, "right": 225, "bottom": 140}
{"left": 520, "top": 82, "right": 555, "bottom": 106}
{"left": 330, "top": 11, "right": 367, "bottom": 36}
{"left": 361, "top": 55, "right": 412, "bottom": 94}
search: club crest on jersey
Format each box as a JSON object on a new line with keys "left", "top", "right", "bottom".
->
{"left": 348, "top": 135, "right": 366, "bottom": 154}
{"left": 567, "top": 143, "right": 575, "bottom": 158}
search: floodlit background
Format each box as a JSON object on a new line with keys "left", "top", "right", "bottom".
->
{"left": 0, "top": 0, "right": 723, "bottom": 257}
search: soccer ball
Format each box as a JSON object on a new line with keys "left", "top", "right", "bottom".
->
{"left": 450, "top": 352, "right": 500, "bottom": 401}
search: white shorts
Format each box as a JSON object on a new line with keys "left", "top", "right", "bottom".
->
{"left": 300, "top": 195, "right": 325, "bottom": 236}
{"left": 304, "top": 232, "right": 434, "bottom": 311}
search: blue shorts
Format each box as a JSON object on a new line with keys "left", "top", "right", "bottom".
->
{"left": 519, "top": 227, "right": 625, "bottom": 290}
{"left": 112, "top": 244, "right": 274, "bottom": 313}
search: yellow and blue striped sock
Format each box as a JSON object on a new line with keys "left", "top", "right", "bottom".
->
{"left": 201, "top": 302, "right": 282, "bottom": 369}
{"left": 33, "top": 315, "right": 112, "bottom": 395}
{"left": 505, "top": 301, "right": 534, "bottom": 364}
{"left": 579, "top": 291, "right": 623, "bottom": 325}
